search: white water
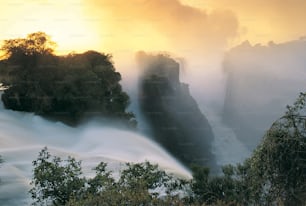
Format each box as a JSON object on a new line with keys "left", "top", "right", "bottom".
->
{"left": 208, "top": 110, "right": 251, "bottom": 166}
{"left": 0, "top": 79, "right": 253, "bottom": 206}
{"left": 198, "top": 105, "right": 251, "bottom": 168}
{"left": 0, "top": 103, "right": 191, "bottom": 205}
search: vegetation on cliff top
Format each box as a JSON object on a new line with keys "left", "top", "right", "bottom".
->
{"left": 0, "top": 32, "right": 136, "bottom": 126}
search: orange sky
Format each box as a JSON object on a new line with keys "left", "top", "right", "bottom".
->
{"left": 0, "top": 0, "right": 305, "bottom": 55}
{"left": 0, "top": 0, "right": 100, "bottom": 54}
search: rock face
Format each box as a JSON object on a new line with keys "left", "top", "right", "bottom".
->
{"left": 138, "top": 53, "right": 216, "bottom": 170}
{"left": 223, "top": 40, "right": 306, "bottom": 149}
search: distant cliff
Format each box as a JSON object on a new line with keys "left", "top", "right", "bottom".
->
{"left": 223, "top": 39, "right": 306, "bottom": 149}
{"left": 138, "top": 53, "right": 216, "bottom": 170}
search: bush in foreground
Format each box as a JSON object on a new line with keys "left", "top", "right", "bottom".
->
{"left": 30, "top": 147, "right": 188, "bottom": 206}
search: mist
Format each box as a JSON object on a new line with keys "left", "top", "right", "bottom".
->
{"left": 80, "top": 0, "right": 254, "bottom": 169}
{"left": 0, "top": 100, "right": 191, "bottom": 205}
{"left": 83, "top": 0, "right": 239, "bottom": 113}
{"left": 223, "top": 39, "right": 306, "bottom": 149}
{"left": 84, "top": 0, "right": 305, "bottom": 153}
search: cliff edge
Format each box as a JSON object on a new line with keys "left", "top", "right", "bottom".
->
{"left": 138, "top": 53, "right": 216, "bottom": 170}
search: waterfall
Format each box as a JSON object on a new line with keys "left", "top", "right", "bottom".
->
{"left": 0, "top": 102, "right": 191, "bottom": 205}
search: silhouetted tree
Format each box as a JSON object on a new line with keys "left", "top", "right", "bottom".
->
{"left": 1, "top": 32, "right": 55, "bottom": 56}
{"left": 0, "top": 32, "right": 136, "bottom": 126}
{"left": 1, "top": 32, "right": 56, "bottom": 68}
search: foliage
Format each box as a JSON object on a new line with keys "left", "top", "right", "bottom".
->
{"left": 245, "top": 92, "right": 306, "bottom": 205}
{"left": 119, "top": 161, "right": 170, "bottom": 191}
{"left": 191, "top": 92, "right": 306, "bottom": 206}
{"left": 72, "top": 161, "right": 190, "bottom": 205}
{"left": 30, "top": 148, "right": 248, "bottom": 206}
{"left": 0, "top": 33, "right": 136, "bottom": 126}
{"left": 30, "top": 148, "right": 188, "bottom": 206}
{"left": 191, "top": 164, "right": 249, "bottom": 205}
{"left": 29, "top": 147, "right": 86, "bottom": 205}
{"left": 0, "top": 32, "right": 56, "bottom": 63}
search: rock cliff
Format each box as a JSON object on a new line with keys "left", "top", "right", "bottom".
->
{"left": 138, "top": 53, "right": 216, "bottom": 170}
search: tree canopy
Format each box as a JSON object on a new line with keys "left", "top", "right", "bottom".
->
{"left": 0, "top": 32, "right": 136, "bottom": 126}
{"left": 246, "top": 92, "right": 306, "bottom": 205}
{"left": 1, "top": 32, "right": 55, "bottom": 57}
{"left": 30, "top": 147, "right": 187, "bottom": 206}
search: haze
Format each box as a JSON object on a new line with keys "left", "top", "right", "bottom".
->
{"left": 1, "top": 0, "right": 304, "bottom": 102}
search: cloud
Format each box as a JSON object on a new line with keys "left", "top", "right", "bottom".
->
{"left": 202, "top": 0, "right": 306, "bottom": 44}
{"left": 83, "top": 0, "right": 239, "bottom": 110}
{"left": 84, "top": 0, "right": 239, "bottom": 52}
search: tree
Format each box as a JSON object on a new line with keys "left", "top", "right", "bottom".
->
{"left": 0, "top": 33, "right": 136, "bottom": 127}
{"left": 191, "top": 164, "right": 248, "bottom": 205}
{"left": 190, "top": 93, "right": 306, "bottom": 206}
{"left": 30, "top": 148, "right": 188, "bottom": 206}
{"left": 0, "top": 32, "right": 56, "bottom": 70}
{"left": 29, "top": 147, "right": 86, "bottom": 206}
{"left": 67, "top": 161, "right": 188, "bottom": 206}
{"left": 246, "top": 92, "right": 306, "bottom": 205}
{"left": 1, "top": 32, "right": 55, "bottom": 58}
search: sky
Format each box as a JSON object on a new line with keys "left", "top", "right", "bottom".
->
{"left": 0, "top": 0, "right": 305, "bottom": 55}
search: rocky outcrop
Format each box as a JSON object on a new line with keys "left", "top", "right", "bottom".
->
{"left": 223, "top": 40, "right": 306, "bottom": 149}
{"left": 138, "top": 53, "right": 216, "bottom": 170}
